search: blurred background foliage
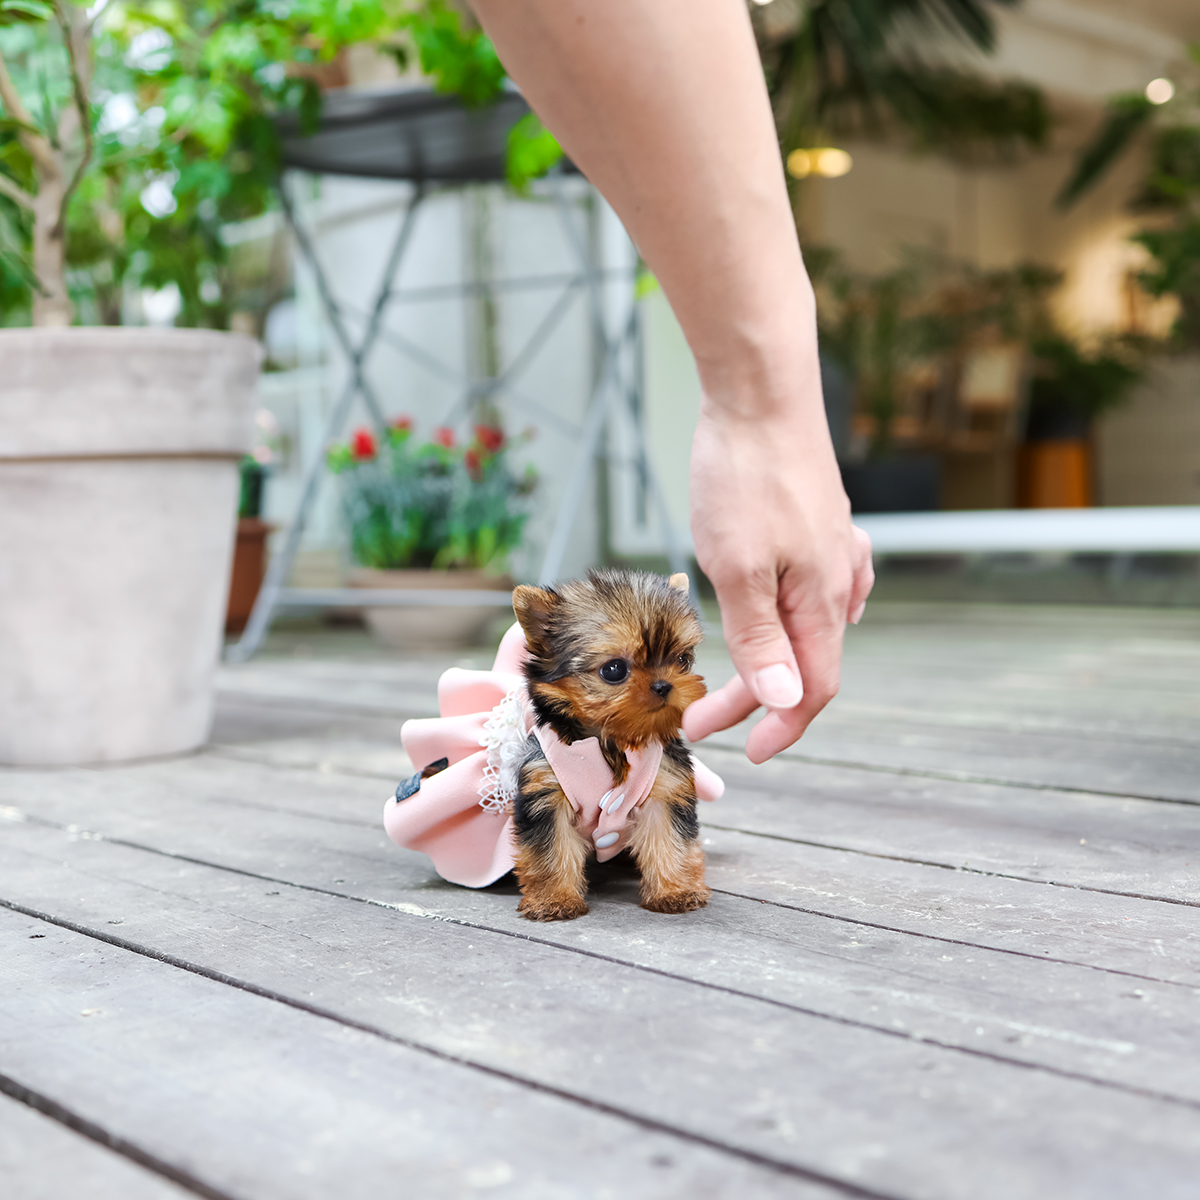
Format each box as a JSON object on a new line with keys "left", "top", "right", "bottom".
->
{"left": 811, "top": 246, "right": 1146, "bottom": 455}
{"left": 1059, "top": 45, "right": 1200, "bottom": 349}
{"left": 0, "top": 0, "right": 528, "bottom": 327}
{"left": 752, "top": 0, "right": 1050, "bottom": 164}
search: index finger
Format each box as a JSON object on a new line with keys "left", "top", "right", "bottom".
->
{"left": 682, "top": 673, "right": 759, "bottom": 743}
{"left": 744, "top": 608, "right": 844, "bottom": 763}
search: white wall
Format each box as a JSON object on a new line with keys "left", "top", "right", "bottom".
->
{"left": 1097, "top": 357, "right": 1200, "bottom": 506}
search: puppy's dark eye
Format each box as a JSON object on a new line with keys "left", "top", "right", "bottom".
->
{"left": 677, "top": 653, "right": 693, "bottom": 671}
{"left": 599, "top": 659, "right": 629, "bottom": 684}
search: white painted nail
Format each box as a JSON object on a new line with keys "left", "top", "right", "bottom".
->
{"left": 608, "top": 792, "right": 626, "bottom": 813}
{"left": 595, "top": 832, "right": 619, "bottom": 849}
{"left": 598, "top": 789, "right": 613, "bottom": 811}
{"left": 754, "top": 664, "right": 803, "bottom": 710}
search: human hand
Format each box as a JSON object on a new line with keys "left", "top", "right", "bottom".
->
{"left": 682, "top": 402, "right": 874, "bottom": 764}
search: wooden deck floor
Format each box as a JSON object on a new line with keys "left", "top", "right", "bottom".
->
{"left": 3, "top": 602, "right": 1199, "bottom": 1200}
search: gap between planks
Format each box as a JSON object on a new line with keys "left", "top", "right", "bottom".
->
{"left": 0, "top": 1074, "right": 238, "bottom": 1200}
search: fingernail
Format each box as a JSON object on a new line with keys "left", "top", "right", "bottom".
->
{"left": 753, "top": 664, "right": 803, "bottom": 710}
{"left": 850, "top": 602, "right": 866, "bottom": 625}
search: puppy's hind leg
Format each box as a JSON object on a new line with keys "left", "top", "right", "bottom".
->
{"left": 514, "top": 740, "right": 590, "bottom": 921}
{"left": 629, "top": 751, "right": 710, "bottom": 914}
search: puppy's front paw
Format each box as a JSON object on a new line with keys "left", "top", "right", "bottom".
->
{"left": 641, "top": 887, "right": 711, "bottom": 914}
{"left": 518, "top": 893, "right": 589, "bottom": 922}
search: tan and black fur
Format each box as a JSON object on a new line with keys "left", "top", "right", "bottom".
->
{"left": 510, "top": 569, "right": 710, "bottom": 921}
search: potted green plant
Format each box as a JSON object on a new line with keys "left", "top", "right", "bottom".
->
{"left": 226, "top": 409, "right": 281, "bottom": 633}
{"left": 327, "top": 416, "right": 536, "bottom": 648}
{"left": 0, "top": 0, "right": 398, "bottom": 766}
{"left": 1058, "top": 57, "right": 1200, "bottom": 351}
{"left": 813, "top": 256, "right": 944, "bottom": 512}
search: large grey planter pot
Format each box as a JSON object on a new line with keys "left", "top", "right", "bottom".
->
{"left": 0, "top": 328, "right": 260, "bottom": 765}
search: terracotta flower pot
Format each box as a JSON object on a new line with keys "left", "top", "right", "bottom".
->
{"left": 226, "top": 517, "right": 273, "bottom": 634}
{"left": 348, "top": 567, "right": 513, "bottom": 650}
{"left": 0, "top": 328, "right": 260, "bottom": 765}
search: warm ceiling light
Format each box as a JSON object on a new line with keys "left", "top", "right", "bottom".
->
{"left": 786, "top": 147, "right": 853, "bottom": 179}
{"left": 1146, "top": 78, "right": 1174, "bottom": 105}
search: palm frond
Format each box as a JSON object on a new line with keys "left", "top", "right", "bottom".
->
{"left": 1056, "top": 93, "right": 1154, "bottom": 209}
{"left": 819, "top": 66, "right": 1049, "bottom": 157}
{"left": 766, "top": 0, "right": 1041, "bottom": 158}
{"left": 1134, "top": 125, "right": 1200, "bottom": 210}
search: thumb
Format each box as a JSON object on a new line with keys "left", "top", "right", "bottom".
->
{"left": 714, "top": 570, "right": 803, "bottom": 712}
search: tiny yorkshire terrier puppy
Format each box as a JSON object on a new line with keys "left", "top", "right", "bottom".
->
{"left": 510, "top": 569, "right": 710, "bottom": 921}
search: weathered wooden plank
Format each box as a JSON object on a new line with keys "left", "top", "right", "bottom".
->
{"left": 4, "top": 818, "right": 1200, "bottom": 1111}
{"left": 210, "top": 739, "right": 410, "bottom": 783}
{"left": 700, "top": 825, "right": 1200, "bottom": 988}
{"left": 694, "top": 747, "right": 1200, "bottom": 904}
{"left": 726, "top": 718, "right": 1200, "bottom": 805}
{"left": 0, "top": 1090, "right": 197, "bottom": 1200}
{"left": 210, "top": 692, "right": 406, "bottom": 747}
{"left": 695, "top": 602, "right": 1200, "bottom": 796}
{"left": 212, "top": 672, "right": 1200, "bottom": 806}
{"left": 215, "top": 603, "right": 1200, "bottom": 804}
{"left": 214, "top": 656, "right": 458, "bottom": 719}
{"left": 223, "top": 605, "right": 1200, "bottom": 743}
{"left": 1, "top": 908, "right": 828, "bottom": 1200}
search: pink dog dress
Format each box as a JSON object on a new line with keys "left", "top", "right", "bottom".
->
{"left": 384, "top": 622, "right": 725, "bottom": 887}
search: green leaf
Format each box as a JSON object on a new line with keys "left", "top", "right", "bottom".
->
{"left": 819, "top": 67, "right": 1049, "bottom": 158}
{"left": 297, "top": 77, "right": 321, "bottom": 138}
{"left": 0, "top": 0, "right": 52, "bottom": 26}
{"left": 1057, "top": 94, "right": 1154, "bottom": 209}
{"left": 765, "top": 0, "right": 1044, "bottom": 162}
{"left": 505, "top": 111, "right": 562, "bottom": 193}
{"left": 0, "top": 113, "right": 45, "bottom": 139}
{"left": 402, "top": 0, "right": 506, "bottom": 109}
{"left": 634, "top": 267, "right": 660, "bottom": 300}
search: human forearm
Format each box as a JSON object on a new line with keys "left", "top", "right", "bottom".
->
{"left": 468, "top": 0, "right": 821, "bottom": 421}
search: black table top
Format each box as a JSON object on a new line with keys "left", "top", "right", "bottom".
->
{"left": 275, "top": 85, "right": 577, "bottom": 183}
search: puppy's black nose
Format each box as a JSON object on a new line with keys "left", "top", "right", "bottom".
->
{"left": 650, "top": 680, "right": 673, "bottom": 698}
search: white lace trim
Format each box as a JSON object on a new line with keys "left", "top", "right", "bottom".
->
{"left": 477, "top": 686, "right": 527, "bottom": 815}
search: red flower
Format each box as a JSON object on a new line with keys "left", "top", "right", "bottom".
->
{"left": 464, "top": 448, "right": 481, "bottom": 477}
{"left": 391, "top": 415, "right": 413, "bottom": 432}
{"left": 434, "top": 426, "right": 457, "bottom": 449}
{"left": 475, "top": 424, "right": 504, "bottom": 453}
{"left": 351, "top": 428, "right": 377, "bottom": 460}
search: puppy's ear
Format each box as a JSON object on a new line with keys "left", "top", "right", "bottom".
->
{"left": 512, "top": 585, "right": 559, "bottom": 653}
{"left": 667, "top": 573, "right": 690, "bottom": 595}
